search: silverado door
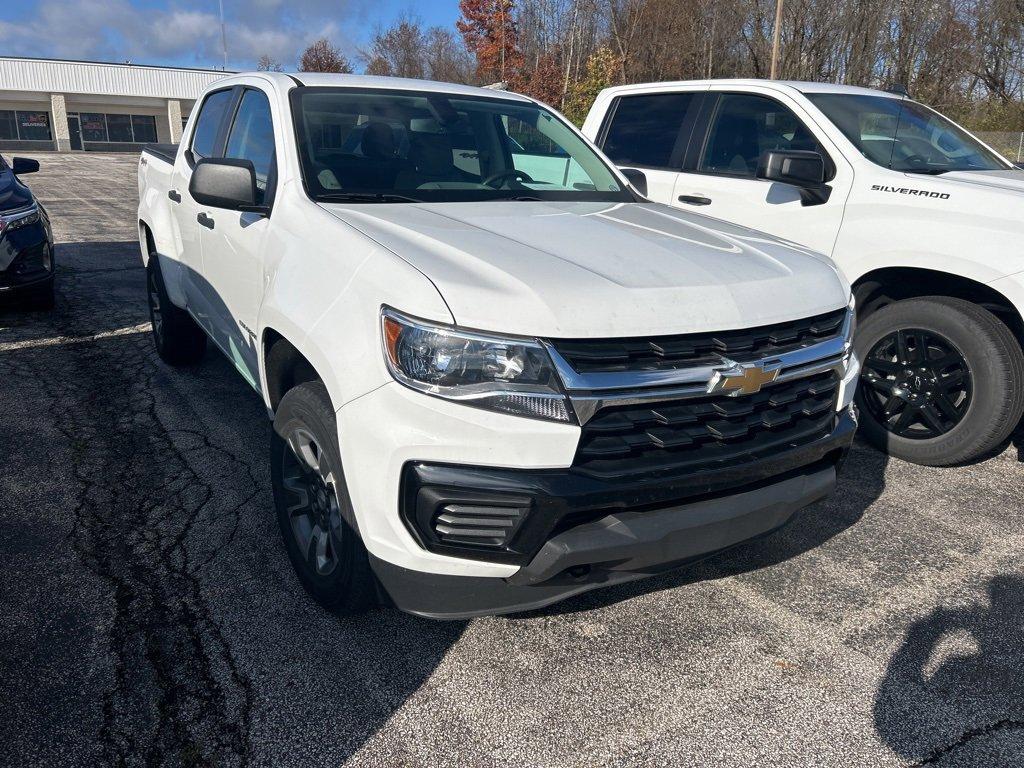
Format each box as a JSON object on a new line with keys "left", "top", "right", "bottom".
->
{"left": 670, "top": 87, "right": 852, "bottom": 256}
{"left": 170, "top": 87, "right": 236, "bottom": 326}
{"left": 594, "top": 88, "right": 707, "bottom": 205}
{"left": 196, "top": 85, "right": 277, "bottom": 389}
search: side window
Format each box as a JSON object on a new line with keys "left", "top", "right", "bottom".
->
{"left": 224, "top": 89, "right": 276, "bottom": 204}
{"left": 190, "top": 89, "right": 233, "bottom": 160}
{"left": 699, "top": 93, "right": 826, "bottom": 178}
{"left": 601, "top": 93, "right": 698, "bottom": 169}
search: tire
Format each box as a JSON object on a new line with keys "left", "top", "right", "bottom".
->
{"left": 271, "top": 381, "right": 376, "bottom": 614}
{"left": 855, "top": 296, "right": 1024, "bottom": 466}
{"left": 146, "top": 253, "right": 206, "bottom": 366}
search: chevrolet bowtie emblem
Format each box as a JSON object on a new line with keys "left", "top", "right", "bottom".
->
{"left": 707, "top": 359, "right": 780, "bottom": 397}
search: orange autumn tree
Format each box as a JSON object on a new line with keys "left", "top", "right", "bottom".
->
{"left": 456, "top": 0, "right": 524, "bottom": 85}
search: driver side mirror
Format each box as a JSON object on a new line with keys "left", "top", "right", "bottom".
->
{"left": 620, "top": 167, "right": 648, "bottom": 198}
{"left": 189, "top": 158, "right": 266, "bottom": 214}
{"left": 12, "top": 157, "right": 40, "bottom": 175}
{"left": 757, "top": 150, "right": 830, "bottom": 206}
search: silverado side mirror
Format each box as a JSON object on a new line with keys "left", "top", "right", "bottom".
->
{"left": 12, "top": 157, "right": 40, "bottom": 175}
{"left": 620, "top": 167, "right": 648, "bottom": 198}
{"left": 189, "top": 158, "right": 265, "bottom": 213}
{"left": 757, "top": 150, "right": 830, "bottom": 206}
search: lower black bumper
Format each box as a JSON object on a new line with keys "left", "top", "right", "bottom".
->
{"left": 373, "top": 408, "right": 857, "bottom": 619}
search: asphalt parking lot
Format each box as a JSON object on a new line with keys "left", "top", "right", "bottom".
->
{"left": 1, "top": 151, "right": 1023, "bottom": 768}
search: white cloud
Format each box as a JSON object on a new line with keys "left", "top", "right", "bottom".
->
{"left": 5, "top": 0, "right": 371, "bottom": 70}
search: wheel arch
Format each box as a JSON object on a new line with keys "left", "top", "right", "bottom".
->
{"left": 853, "top": 267, "right": 1024, "bottom": 351}
{"left": 262, "top": 329, "right": 322, "bottom": 412}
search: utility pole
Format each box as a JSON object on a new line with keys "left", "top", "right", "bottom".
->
{"left": 218, "top": 0, "right": 228, "bottom": 70}
{"left": 769, "top": 0, "right": 783, "bottom": 80}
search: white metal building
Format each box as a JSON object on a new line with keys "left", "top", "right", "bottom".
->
{"left": 0, "top": 56, "right": 231, "bottom": 153}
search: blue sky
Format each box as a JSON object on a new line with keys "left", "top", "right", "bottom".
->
{"left": 0, "top": 0, "right": 461, "bottom": 71}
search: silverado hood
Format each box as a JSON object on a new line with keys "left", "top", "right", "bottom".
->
{"left": 320, "top": 200, "right": 848, "bottom": 338}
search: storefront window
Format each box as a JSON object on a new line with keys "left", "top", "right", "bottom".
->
{"left": 131, "top": 115, "right": 157, "bottom": 143}
{"left": 15, "top": 111, "right": 51, "bottom": 141}
{"left": 80, "top": 113, "right": 108, "bottom": 142}
{"left": 106, "top": 114, "right": 133, "bottom": 142}
{"left": 0, "top": 110, "right": 17, "bottom": 140}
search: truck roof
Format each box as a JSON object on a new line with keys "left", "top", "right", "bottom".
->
{"left": 229, "top": 71, "right": 535, "bottom": 103}
{"left": 598, "top": 79, "right": 903, "bottom": 101}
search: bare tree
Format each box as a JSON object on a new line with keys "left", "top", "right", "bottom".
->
{"left": 298, "top": 38, "right": 354, "bottom": 73}
{"left": 256, "top": 54, "right": 283, "bottom": 72}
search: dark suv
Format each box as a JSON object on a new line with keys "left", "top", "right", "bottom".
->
{"left": 0, "top": 155, "right": 54, "bottom": 309}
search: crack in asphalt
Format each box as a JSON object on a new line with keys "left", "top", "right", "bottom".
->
{"left": 8, "top": 261, "right": 258, "bottom": 765}
{"left": 915, "top": 718, "right": 1024, "bottom": 765}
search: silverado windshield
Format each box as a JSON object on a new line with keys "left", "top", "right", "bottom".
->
{"left": 808, "top": 94, "right": 1010, "bottom": 174}
{"left": 291, "top": 88, "right": 631, "bottom": 203}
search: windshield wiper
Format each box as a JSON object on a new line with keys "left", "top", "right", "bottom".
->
{"left": 317, "top": 192, "right": 423, "bottom": 203}
{"left": 901, "top": 168, "right": 950, "bottom": 175}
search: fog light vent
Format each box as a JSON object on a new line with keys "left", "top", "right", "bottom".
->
{"left": 434, "top": 504, "right": 528, "bottom": 548}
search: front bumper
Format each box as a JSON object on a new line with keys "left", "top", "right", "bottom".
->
{"left": 0, "top": 218, "right": 53, "bottom": 293}
{"left": 365, "top": 407, "right": 855, "bottom": 619}
{"left": 373, "top": 409, "right": 853, "bottom": 618}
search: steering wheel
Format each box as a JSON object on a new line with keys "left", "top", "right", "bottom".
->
{"left": 482, "top": 169, "right": 535, "bottom": 188}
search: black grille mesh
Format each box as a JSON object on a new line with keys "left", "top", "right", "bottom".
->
{"left": 552, "top": 308, "right": 846, "bottom": 373}
{"left": 572, "top": 371, "right": 840, "bottom": 479}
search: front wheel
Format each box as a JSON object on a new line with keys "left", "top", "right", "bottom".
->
{"left": 854, "top": 296, "right": 1024, "bottom": 466}
{"left": 271, "top": 381, "right": 376, "bottom": 614}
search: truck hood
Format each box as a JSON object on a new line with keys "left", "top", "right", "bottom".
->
{"left": 936, "top": 168, "right": 1024, "bottom": 194}
{"left": 319, "top": 200, "right": 848, "bottom": 338}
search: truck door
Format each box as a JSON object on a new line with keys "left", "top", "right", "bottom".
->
{"left": 595, "top": 89, "right": 707, "bottom": 205}
{"left": 169, "top": 87, "right": 235, "bottom": 328}
{"left": 671, "top": 89, "right": 852, "bottom": 256}
{"left": 195, "top": 86, "right": 276, "bottom": 389}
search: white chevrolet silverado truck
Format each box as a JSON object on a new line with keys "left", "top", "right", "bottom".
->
{"left": 584, "top": 80, "right": 1024, "bottom": 467}
{"left": 137, "top": 73, "right": 857, "bottom": 618}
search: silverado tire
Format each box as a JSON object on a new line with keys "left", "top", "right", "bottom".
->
{"left": 271, "top": 381, "right": 376, "bottom": 614}
{"left": 146, "top": 253, "right": 206, "bottom": 365}
{"left": 855, "top": 296, "right": 1024, "bottom": 466}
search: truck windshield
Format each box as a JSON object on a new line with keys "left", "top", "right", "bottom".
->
{"left": 290, "top": 88, "right": 631, "bottom": 203}
{"left": 807, "top": 94, "right": 1009, "bottom": 174}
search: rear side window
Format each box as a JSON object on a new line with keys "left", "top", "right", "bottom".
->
{"left": 225, "top": 89, "right": 276, "bottom": 204}
{"left": 601, "top": 92, "right": 699, "bottom": 169}
{"left": 190, "top": 89, "right": 233, "bottom": 159}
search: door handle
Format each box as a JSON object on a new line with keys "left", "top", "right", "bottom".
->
{"left": 678, "top": 194, "right": 712, "bottom": 206}
{"left": 197, "top": 212, "right": 215, "bottom": 230}
{"left": 168, "top": 190, "right": 181, "bottom": 203}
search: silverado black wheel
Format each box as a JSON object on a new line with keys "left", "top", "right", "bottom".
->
{"left": 271, "top": 381, "right": 376, "bottom": 614}
{"left": 146, "top": 253, "right": 206, "bottom": 365}
{"left": 854, "top": 296, "right": 1024, "bottom": 466}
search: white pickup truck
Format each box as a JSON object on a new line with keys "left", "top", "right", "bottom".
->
{"left": 583, "top": 80, "right": 1024, "bottom": 467}
{"left": 137, "top": 72, "right": 858, "bottom": 618}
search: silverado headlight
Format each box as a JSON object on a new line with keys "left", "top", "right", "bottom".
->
{"left": 381, "top": 308, "right": 572, "bottom": 423}
{"left": 0, "top": 204, "right": 40, "bottom": 236}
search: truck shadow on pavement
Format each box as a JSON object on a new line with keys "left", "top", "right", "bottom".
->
{"left": 873, "top": 575, "right": 1024, "bottom": 765}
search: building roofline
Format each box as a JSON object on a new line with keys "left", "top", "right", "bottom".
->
{"left": 0, "top": 55, "right": 236, "bottom": 76}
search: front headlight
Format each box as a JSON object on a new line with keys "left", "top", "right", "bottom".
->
{"left": 381, "top": 308, "right": 572, "bottom": 423}
{"left": 0, "top": 204, "right": 40, "bottom": 236}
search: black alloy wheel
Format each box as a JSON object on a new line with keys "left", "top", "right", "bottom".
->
{"left": 853, "top": 296, "right": 1024, "bottom": 466}
{"left": 280, "top": 426, "right": 346, "bottom": 577}
{"left": 860, "top": 327, "right": 971, "bottom": 439}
